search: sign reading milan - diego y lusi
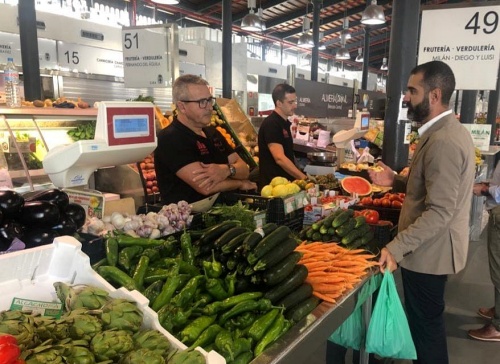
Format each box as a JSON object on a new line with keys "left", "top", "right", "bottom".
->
{"left": 418, "top": 3, "right": 500, "bottom": 90}
{"left": 122, "top": 25, "right": 175, "bottom": 88}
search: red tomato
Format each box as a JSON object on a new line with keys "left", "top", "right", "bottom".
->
{"left": 381, "top": 198, "right": 391, "bottom": 208}
{"left": 391, "top": 200, "right": 403, "bottom": 209}
{"left": 360, "top": 197, "right": 373, "bottom": 205}
{"left": 373, "top": 198, "right": 382, "bottom": 206}
{"left": 361, "top": 209, "right": 380, "bottom": 224}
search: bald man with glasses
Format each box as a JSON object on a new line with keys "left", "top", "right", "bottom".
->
{"left": 154, "top": 74, "right": 256, "bottom": 204}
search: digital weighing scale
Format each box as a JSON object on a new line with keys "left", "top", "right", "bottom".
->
{"left": 43, "top": 101, "right": 157, "bottom": 188}
{"left": 332, "top": 109, "right": 370, "bottom": 165}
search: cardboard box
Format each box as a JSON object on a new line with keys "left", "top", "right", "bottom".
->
{"left": 0, "top": 236, "right": 224, "bottom": 364}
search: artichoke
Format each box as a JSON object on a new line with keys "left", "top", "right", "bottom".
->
{"left": 54, "top": 282, "right": 109, "bottom": 311}
{"left": 24, "top": 344, "right": 65, "bottom": 364}
{"left": 90, "top": 329, "right": 134, "bottom": 361}
{"left": 0, "top": 315, "right": 38, "bottom": 349}
{"left": 62, "top": 345, "right": 96, "bottom": 364}
{"left": 101, "top": 299, "right": 143, "bottom": 333}
{"left": 168, "top": 349, "right": 205, "bottom": 364}
{"left": 118, "top": 348, "right": 166, "bottom": 364}
{"left": 64, "top": 310, "right": 103, "bottom": 341}
{"left": 33, "top": 316, "right": 70, "bottom": 342}
{"left": 133, "top": 329, "right": 171, "bottom": 356}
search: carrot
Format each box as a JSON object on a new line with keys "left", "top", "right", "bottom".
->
{"left": 306, "top": 276, "right": 348, "bottom": 284}
{"left": 312, "top": 291, "right": 337, "bottom": 303}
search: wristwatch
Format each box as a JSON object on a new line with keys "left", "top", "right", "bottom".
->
{"left": 228, "top": 164, "right": 236, "bottom": 177}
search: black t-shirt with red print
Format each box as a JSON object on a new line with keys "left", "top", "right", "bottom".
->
{"left": 154, "top": 118, "right": 233, "bottom": 204}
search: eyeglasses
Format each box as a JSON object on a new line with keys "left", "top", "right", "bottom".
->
{"left": 180, "top": 97, "right": 215, "bottom": 108}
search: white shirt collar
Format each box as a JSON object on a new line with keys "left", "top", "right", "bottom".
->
{"left": 418, "top": 109, "right": 453, "bottom": 136}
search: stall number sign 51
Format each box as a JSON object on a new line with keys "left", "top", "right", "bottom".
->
{"left": 123, "top": 32, "right": 139, "bottom": 49}
{"left": 418, "top": 5, "right": 500, "bottom": 90}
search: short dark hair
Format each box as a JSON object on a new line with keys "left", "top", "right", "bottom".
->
{"left": 172, "top": 74, "right": 209, "bottom": 103}
{"left": 411, "top": 61, "right": 455, "bottom": 106}
{"left": 272, "top": 83, "right": 296, "bottom": 105}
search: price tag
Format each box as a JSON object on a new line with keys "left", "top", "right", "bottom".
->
{"left": 253, "top": 211, "right": 266, "bottom": 228}
{"left": 419, "top": 4, "right": 500, "bottom": 90}
{"left": 57, "top": 41, "right": 123, "bottom": 77}
{"left": 284, "top": 196, "right": 296, "bottom": 215}
{"left": 122, "top": 25, "right": 176, "bottom": 88}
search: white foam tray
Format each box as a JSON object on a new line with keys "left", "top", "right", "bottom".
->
{"left": 0, "top": 236, "right": 225, "bottom": 364}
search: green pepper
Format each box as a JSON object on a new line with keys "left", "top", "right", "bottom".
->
{"left": 202, "top": 250, "right": 223, "bottom": 278}
{"left": 180, "top": 315, "right": 217, "bottom": 344}
{"left": 202, "top": 292, "right": 264, "bottom": 316}
{"left": 180, "top": 228, "right": 195, "bottom": 265}
{"left": 248, "top": 308, "right": 280, "bottom": 342}
{"left": 254, "top": 314, "right": 285, "bottom": 357}
{"left": 231, "top": 311, "right": 257, "bottom": 329}
{"left": 91, "top": 257, "right": 108, "bottom": 270}
{"left": 188, "top": 323, "right": 223, "bottom": 350}
{"left": 232, "top": 351, "right": 253, "bottom": 364}
{"left": 205, "top": 278, "right": 230, "bottom": 301}
{"left": 141, "top": 248, "right": 161, "bottom": 262}
{"left": 171, "top": 306, "right": 193, "bottom": 328}
{"left": 225, "top": 271, "right": 236, "bottom": 297}
{"left": 218, "top": 300, "right": 260, "bottom": 326}
{"left": 215, "top": 329, "right": 234, "bottom": 361}
{"left": 118, "top": 246, "right": 143, "bottom": 271}
{"left": 144, "top": 267, "right": 176, "bottom": 283}
{"left": 171, "top": 275, "right": 204, "bottom": 309}
{"left": 105, "top": 237, "right": 119, "bottom": 266}
{"left": 158, "top": 236, "right": 179, "bottom": 258}
{"left": 132, "top": 255, "right": 150, "bottom": 290}
{"left": 116, "top": 235, "right": 167, "bottom": 247}
{"left": 151, "top": 272, "right": 181, "bottom": 311}
{"left": 143, "top": 280, "right": 163, "bottom": 305}
{"left": 157, "top": 304, "right": 175, "bottom": 332}
{"left": 232, "top": 337, "right": 253, "bottom": 360}
{"left": 164, "top": 258, "right": 200, "bottom": 276}
{"left": 194, "top": 293, "right": 213, "bottom": 308}
{"left": 97, "top": 265, "right": 138, "bottom": 291}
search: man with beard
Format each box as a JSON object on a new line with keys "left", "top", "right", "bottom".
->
{"left": 368, "top": 61, "right": 475, "bottom": 363}
{"left": 258, "top": 83, "right": 307, "bottom": 189}
{"left": 154, "top": 74, "right": 256, "bottom": 204}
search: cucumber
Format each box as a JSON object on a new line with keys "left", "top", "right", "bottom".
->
{"left": 214, "top": 227, "right": 250, "bottom": 250}
{"left": 360, "top": 230, "right": 375, "bottom": 245}
{"left": 331, "top": 209, "right": 354, "bottom": 228}
{"left": 341, "top": 223, "right": 371, "bottom": 245}
{"left": 305, "top": 228, "right": 314, "bottom": 240}
{"left": 200, "top": 220, "right": 241, "bottom": 244}
{"left": 285, "top": 296, "right": 321, "bottom": 323}
{"left": 264, "top": 264, "right": 308, "bottom": 304}
{"left": 242, "top": 223, "right": 278, "bottom": 256}
{"left": 319, "top": 225, "right": 328, "bottom": 235}
{"left": 335, "top": 218, "right": 356, "bottom": 237}
{"left": 221, "top": 231, "right": 252, "bottom": 254}
{"left": 262, "top": 251, "right": 303, "bottom": 287}
{"left": 247, "top": 225, "right": 291, "bottom": 265}
{"left": 253, "top": 237, "right": 299, "bottom": 271}
{"left": 347, "top": 237, "right": 366, "bottom": 250}
{"left": 311, "top": 232, "right": 322, "bottom": 241}
{"left": 354, "top": 216, "right": 367, "bottom": 229}
{"left": 277, "top": 283, "right": 313, "bottom": 311}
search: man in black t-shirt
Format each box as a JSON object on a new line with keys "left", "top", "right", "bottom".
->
{"left": 258, "top": 84, "right": 307, "bottom": 189}
{"left": 154, "top": 75, "right": 256, "bottom": 204}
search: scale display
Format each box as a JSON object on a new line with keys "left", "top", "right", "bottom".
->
{"left": 113, "top": 115, "right": 149, "bottom": 138}
{"left": 360, "top": 113, "right": 370, "bottom": 130}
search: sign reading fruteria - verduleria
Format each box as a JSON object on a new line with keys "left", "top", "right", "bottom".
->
{"left": 418, "top": 3, "right": 500, "bottom": 90}
{"left": 122, "top": 24, "right": 178, "bottom": 88}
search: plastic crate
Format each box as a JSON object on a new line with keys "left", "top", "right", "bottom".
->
{"left": 219, "top": 192, "right": 305, "bottom": 231}
{"left": 349, "top": 204, "right": 401, "bottom": 225}
{"left": 369, "top": 224, "right": 398, "bottom": 250}
{"left": 0, "top": 236, "right": 225, "bottom": 364}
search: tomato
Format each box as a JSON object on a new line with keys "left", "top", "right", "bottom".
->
{"left": 391, "top": 200, "right": 403, "bottom": 209}
{"left": 373, "top": 198, "right": 382, "bottom": 206}
{"left": 381, "top": 198, "right": 391, "bottom": 208}
{"left": 361, "top": 209, "right": 380, "bottom": 224}
{"left": 360, "top": 197, "right": 373, "bottom": 206}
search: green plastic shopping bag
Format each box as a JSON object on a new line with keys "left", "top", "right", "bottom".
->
{"left": 365, "top": 271, "right": 417, "bottom": 359}
{"left": 329, "top": 274, "right": 382, "bottom": 350}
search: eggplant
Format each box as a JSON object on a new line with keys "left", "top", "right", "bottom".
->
{"left": 0, "top": 220, "right": 24, "bottom": 242}
{"left": 0, "top": 236, "right": 11, "bottom": 251}
{"left": 51, "top": 216, "right": 78, "bottom": 236}
{"left": 64, "top": 203, "right": 86, "bottom": 229}
{"left": 0, "top": 190, "right": 24, "bottom": 219}
{"left": 20, "top": 201, "right": 61, "bottom": 228}
{"left": 22, "top": 229, "right": 59, "bottom": 249}
{"left": 24, "top": 189, "right": 69, "bottom": 211}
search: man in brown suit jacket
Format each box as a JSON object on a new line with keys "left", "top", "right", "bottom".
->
{"left": 369, "top": 61, "right": 476, "bottom": 364}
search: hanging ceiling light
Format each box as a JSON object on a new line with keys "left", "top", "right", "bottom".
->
{"left": 380, "top": 29, "right": 389, "bottom": 70}
{"left": 336, "top": 34, "right": 350, "bottom": 60}
{"left": 361, "top": 0, "right": 386, "bottom": 25}
{"left": 257, "top": 7, "right": 266, "bottom": 31}
{"left": 355, "top": 47, "right": 363, "bottom": 62}
{"left": 318, "top": 42, "right": 326, "bottom": 50}
{"left": 151, "top": 0, "right": 180, "bottom": 5}
{"left": 298, "top": 16, "right": 314, "bottom": 48}
{"left": 341, "top": 2, "right": 351, "bottom": 40}
{"left": 241, "top": 0, "right": 262, "bottom": 32}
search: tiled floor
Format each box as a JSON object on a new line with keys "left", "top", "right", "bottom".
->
{"left": 309, "top": 222, "right": 500, "bottom": 364}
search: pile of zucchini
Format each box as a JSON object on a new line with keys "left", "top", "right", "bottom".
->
{"left": 299, "top": 209, "right": 374, "bottom": 249}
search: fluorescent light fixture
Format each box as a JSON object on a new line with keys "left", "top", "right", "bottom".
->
{"left": 361, "top": 0, "right": 386, "bottom": 25}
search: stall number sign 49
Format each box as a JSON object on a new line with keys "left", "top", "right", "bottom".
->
{"left": 418, "top": 5, "right": 500, "bottom": 90}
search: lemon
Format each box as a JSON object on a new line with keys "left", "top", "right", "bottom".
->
{"left": 261, "top": 185, "right": 273, "bottom": 197}
{"left": 272, "top": 184, "right": 289, "bottom": 197}
{"left": 286, "top": 183, "right": 300, "bottom": 195}
{"left": 270, "top": 176, "right": 289, "bottom": 187}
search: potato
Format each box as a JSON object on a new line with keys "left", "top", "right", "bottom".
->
{"left": 77, "top": 101, "right": 89, "bottom": 109}
{"left": 33, "top": 100, "right": 45, "bottom": 107}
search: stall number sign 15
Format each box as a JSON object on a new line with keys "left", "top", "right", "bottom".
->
{"left": 464, "top": 11, "right": 498, "bottom": 34}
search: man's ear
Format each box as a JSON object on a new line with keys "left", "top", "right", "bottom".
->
{"left": 429, "top": 88, "right": 442, "bottom": 105}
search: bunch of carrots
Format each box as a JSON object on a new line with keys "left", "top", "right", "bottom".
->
{"left": 295, "top": 242, "right": 378, "bottom": 303}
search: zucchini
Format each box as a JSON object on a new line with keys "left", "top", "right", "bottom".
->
{"left": 335, "top": 218, "right": 356, "bottom": 237}
{"left": 264, "top": 264, "right": 308, "bottom": 304}
{"left": 262, "top": 251, "right": 303, "bottom": 287}
{"left": 214, "top": 227, "right": 250, "bottom": 250}
{"left": 242, "top": 223, "right": 278, "bottom": 256}
{"left": 331, "top": 209, "right": 354, "bottom": 228}
{"left": 319, "top": 225, "right": 328, "bottom": 235}
{"left": 247, "top": 225, "right": 291, "bottom": 265}
{"left": 354, "top": 215, "right": 367, "bottom": 228}
{"left": 200, "top": 220, "right": 241, "bottom": 245}
{"left": 311, "top": 232, "right": 321, "bottom": 241}
{"left": 221, "top": 231, "right": 252, "bottom": 254}
{"left": 253, "top": 237, "right": 299, "bottom": 271}
{"left": 360, "top": 230, "right": 375, "bottom": 245}
{"left": 285, "top": 296, "right": 321, "bottom": 323}
{"left": 341, "top": 223, "right": 371, "bottom": 245}
{"left": 277, "top": 283, "right": 313, "bottom": 311}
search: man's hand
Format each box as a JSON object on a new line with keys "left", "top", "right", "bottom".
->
{"left": 368, "top": 161, "right": 395, "bottom": 187}
{"left": 379, "top": 247, "right": 397, "bottom": 273}
{"left": 240, "top": 180, "right": 257, "bottom": 191}
{"left": 473, "top": 183, "right": 488, "bottom": 197}
{"left": 192, "top": 162, "right": 228, "bottom": 189}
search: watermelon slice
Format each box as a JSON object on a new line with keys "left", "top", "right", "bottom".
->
{"left": 341, "top": 176, "right": 372, "bottom": 196}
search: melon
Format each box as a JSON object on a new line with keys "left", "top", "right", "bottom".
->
{"left": 341, "top": 176, "right": 372, "bottom": 196}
